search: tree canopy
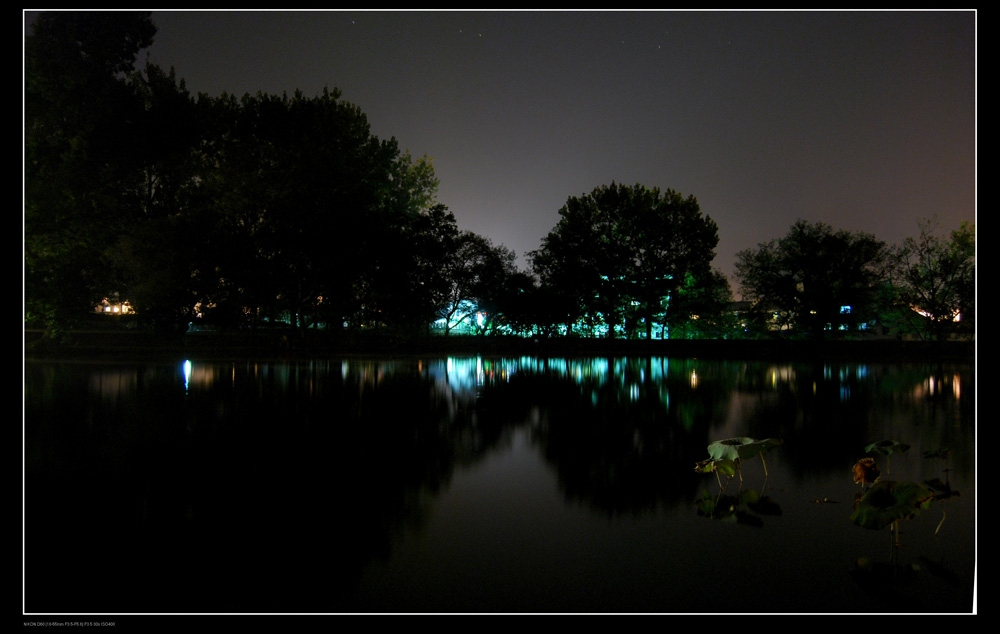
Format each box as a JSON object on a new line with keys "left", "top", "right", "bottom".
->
{"left": 530, "top": 183, "right": 719, "bottom": 338}
{"left": 25, "top": 12, "right": 456, "bottom": 338}
{"left": 887, "top": 218, "right": 975, "bottom": 340}
{"left": 25, "top": 11, "right": 158, "bottom": 335}
{"left": 735, "top": 220, "right": 889, "bottom": 337}
{"left": 25, "top": 13, "right": 973, "bottom": 345}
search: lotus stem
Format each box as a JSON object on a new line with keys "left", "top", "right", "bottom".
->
{"left": 759, "top": 453, "right": 769, "bottom": 477}
{"left": 935, "top": 510, "right": 947, "bottom": 536}
{"left": 888, "top": 521, "right": 901, "bottom": 568}
{"left": 890, "top": 519, "right": 903, "bottom": 552}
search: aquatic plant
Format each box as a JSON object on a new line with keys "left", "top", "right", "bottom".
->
{"left": 694, "top": 458, "right": 737, "bottom": 491}
{"left": 923, "top": 447, "right": 952, "bottom": 477}
{"left": 850, "top": 479, "right": 934, "bottom": 549}
{"left": 922, "top": 447, "right": 957, "bottom": 535}
{"left": 694, "top": 488, "right": 781, "bottom": 526}
{"left": 865, "top": 440, "right": 910, "bottom": 474}
{"left": 706, "top": 437, "right": 782, "bottom": 485}
{"left": 851, "top": 480, "right": 933, "bottom": 530}
{"left": 852, "top": 457, "right": 880, "bottom": 492}
{"left": 923, "top": 477, "right": 960, "bottom": 536}
{"left": 922, "top": 447, "right": 951, "bottom": 461}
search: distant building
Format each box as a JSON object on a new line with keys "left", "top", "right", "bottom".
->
{"left": 95, "top": 297, "right": 134, "bottom": 315}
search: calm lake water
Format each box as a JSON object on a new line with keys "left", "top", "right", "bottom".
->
{"left": 24, "top": 355, "right": 976, "bottom": 614}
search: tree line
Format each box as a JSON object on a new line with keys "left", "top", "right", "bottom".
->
{"left": 25, "top": 13, "right": 974, "bottom": 344}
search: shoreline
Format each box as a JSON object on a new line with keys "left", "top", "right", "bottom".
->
{"left": 24, "top": 329, "right": 976, "bottom": 364}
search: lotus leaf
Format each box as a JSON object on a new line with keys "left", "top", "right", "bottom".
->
{"left": 924, "top": 478, "right": 959, "bottom": 501}
{"left": 865, "top": 439, "right": 911, "bottom": 456}
{"left": 849, "top": 480, "right": 934, "bottom": 530}
{"left": 694, "top": 458, "right": 737, "bottom": 476}
{"left": 922, "top": 448, "right": 951, "bottom": 460}
{"left": 707, "top": 437, "right": 782, "bottom": 462}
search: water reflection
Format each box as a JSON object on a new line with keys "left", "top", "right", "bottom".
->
{"left": 24, "top": 356, "right": 974, "bottom": 613}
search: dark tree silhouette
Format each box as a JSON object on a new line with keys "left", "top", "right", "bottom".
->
{"left": 735, "top": 219, "right": 888, "bottom": 337}
{"left": 25, "top": 12, "right": 157, "bottom": 337}
{"left": 530, "top": 183, "right": 719, "bottom": 338}
{"left": 661, "top": 269, "right": 736, "bottom": 339}
{"left": 888, "top": 218, "right": 975, "bottom": 341}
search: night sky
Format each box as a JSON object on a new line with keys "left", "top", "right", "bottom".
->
{"left": 33, "top": 10, "right": 977, "bottom": 284}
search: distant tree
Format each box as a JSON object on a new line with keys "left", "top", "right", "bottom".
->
{"left": 397, "top": 203, "right": 462, "bottom": 331}
{"left": 108, "top": 63, "right": 209, "bottom": 331}
{"left": 488, "top": 270, "right": 543, "bottom": 337}
{"left": 887, "top": 218, "right": 975, "bottom": 341}
{"left": 530, "top": 183, "right": 719, "bottom": 338}
{"left": 735, "top": 220, "right": 889, "bottom": 337}
{"left": 662, "top": 269, "right": 736, "bottom": 339}
{"left": 363, "top": 151, "right": 443, "bottom": 331}
{"left": 25, "top": 11, "right": 157, "bottom": 337}
{"left": 434, "top": 232, "right": 518, "bottom": 335}
{"left": 467, "top": 240, "right": 520, "bottom": 336}
{"left": 194, "top": 88, "right": 423, "bottom": 332}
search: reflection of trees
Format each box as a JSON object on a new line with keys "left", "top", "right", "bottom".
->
{"left": 739, "top": 363, "right": 877, "bottom": 475}
{"left": 25, "top": 356, "right": 974, "bottom": 612}
{"left": 24, "top": 360, "right": 487, "bottom": 613}
{"left": 725, "top": 361, "right": 973, "bottom": 481}
{"left": 180, "top": 362, "right": 493, "bottom": 612}
{"left": 450, "top": 356, "right": 967, "bottom": 518}
{"left": 521, "top": 358, "right": 737, "bottom": 515}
